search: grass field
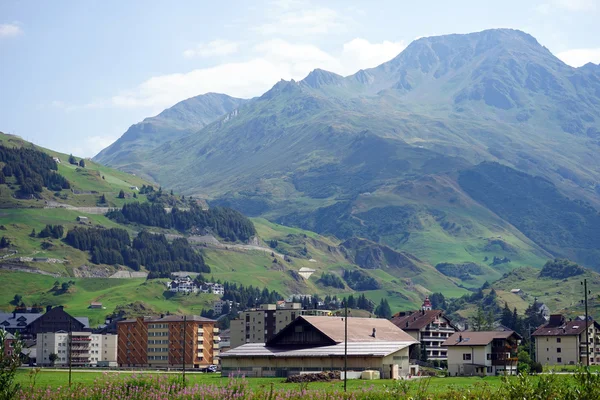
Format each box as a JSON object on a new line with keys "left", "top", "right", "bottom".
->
{"left": 14, "top": 369, "right": 518, "bottom": 393}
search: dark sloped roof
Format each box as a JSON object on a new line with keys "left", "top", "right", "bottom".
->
{"left": 390, "top": 310, "right": 455, "bottom": 331}
{"left": 532, "top": 320, "right": 598, "bottom": 337}
{"left": 271, "top": 316, "right": 417, "bottom": 344}
{"left": 443, "top": 330, "right": 518, "bottom": 346}
{"left": 0, "top": 313, "right": 43, "bottom": 329}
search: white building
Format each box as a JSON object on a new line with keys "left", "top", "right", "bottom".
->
{"left": 167, "top": 276, "right": 199, "bottom": 294}
{"left": 201, "top": 283, "right": 224, "bottom": 295}
{"left": 444, "top": 331, "right": 521, "bottom": 376}
{"left": 36, "top": 331, "right": 117, "bottom": 366}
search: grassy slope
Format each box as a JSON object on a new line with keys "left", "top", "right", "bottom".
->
{"left": 0, "top": 271, "right": 216, "bottom": 326}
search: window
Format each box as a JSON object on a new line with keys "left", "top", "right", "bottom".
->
{"left": 557, "top": 357, "right": 562, "bottom": 363}
{"left": 463, "top": 353, "right": 471, "bottom": 361}
{"left": 487, "top": 367, "right": 492, "bottom": 373}
{"left": 557, "top": 338, "right": 561, "bottom": 343}
{"left": 557, "top": 348, "right": 562, "bottom": 353}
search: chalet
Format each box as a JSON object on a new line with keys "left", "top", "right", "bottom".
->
{"left": 390, "top": 297, "right": 458, "bottom": 362}
{"left": 167, "top": 276, "right": 199, "bottom": 294}
{"left": 444, "top": 330, "right": 521, "bottom": 376}
{"left": 201, "top": 282, "right": 224, "bottom": 295}
{"left": 0, "top": 306, "right": 89, "bottom": 339}
{"left": 510, "top": 289, "right": 522, "bottom": 294}
{"left": 532, "top": 314, "right": 600, "bottom": 365}
{"left": 222, "top": 316, "right": 418, "bottom": 378}
{"left": 89, "top": 302, "right": 103, "bottom": 309}
{"left": 76, "top": 216, "right": 89, "bottom": 222}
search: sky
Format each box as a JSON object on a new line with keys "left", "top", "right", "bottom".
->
{"left": 0, "top": 0, "right": 599, "bottom": 157}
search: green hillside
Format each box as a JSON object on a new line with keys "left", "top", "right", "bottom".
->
{"left": 92, "top": 29, "right": 599, "bottom": 277}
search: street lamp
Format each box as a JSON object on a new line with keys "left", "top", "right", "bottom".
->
{"left": 581, "top": 279, "right": 591, "bottom": 367}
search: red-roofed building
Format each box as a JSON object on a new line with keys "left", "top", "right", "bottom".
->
{"left": 390, "top": 298, "right": 458, "bottom": 362}
{"left": 532, "top": 314, "right": 600, "bottom": 366}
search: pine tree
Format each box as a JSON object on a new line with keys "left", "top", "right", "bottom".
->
{"left": 118, "top": 190, "right": 125, "bottom": 199}
{"left": 29, "top": 229, "right": 36, "bottom": 238}
{"left": 78, "top": 159, "right": 85, "bottom": 168}
{"left": 501, "top": 302, "right": 513, "bottom": 328}
{"left": 68, "top": 154, "right": 76, "bottom": 165}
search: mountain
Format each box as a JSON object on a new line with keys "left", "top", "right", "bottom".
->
{"left": 95, "top": 29, "right": 600, "bottom": 272}
{"left": 93, "top": 93, "right": 247, "bottom": 171}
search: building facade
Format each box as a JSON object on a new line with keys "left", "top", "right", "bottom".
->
{"left": 390, "top": 297, "right": 458, "bottom": 362}
{"left": 1, "top": 306, "right": 89, "bottom": 339}
{"left": 117, "top": 315, "right": 220, "bottom": 368}
{"left": 36, "top": 331, "right": 117, "bottom": 366}
{"left": 533, "top": 314, "right": 600, "bottom": 366}
{"left": 230, "top": 303, "right": 332, "bottom": 349}
{"left": 167, "top": 276, "right": 199, "bottom": 294}
{"left": 222, "top": 316, "right": 418, "bottom": 378}
{"left": 444, "top": 331, "right": 521, "bottom": 376}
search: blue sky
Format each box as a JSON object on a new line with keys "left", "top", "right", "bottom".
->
{"left": 1, "top": 0, "right": 599, "bottom": 157}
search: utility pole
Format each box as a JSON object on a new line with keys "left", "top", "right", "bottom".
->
{"left": 182, "top": 315, "right": 187, "bottom": 386}
{"left": 344, "top": 300, "right": 348, "bottom": 392}
{"left": 68, "top": 318, "right": 72, "bottom": 387}
{"left": 582, "top": 279, "right": 590, "bottom": 367}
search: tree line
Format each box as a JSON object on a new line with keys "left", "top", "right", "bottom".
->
{"left": 106, "top": 202, "right": 256, "bottom": 242}
{"left": 65, "top": 226, "right": 210, "bottom": 274}
{"left": 0, "top": 145, "right": 70, "bottom": 196}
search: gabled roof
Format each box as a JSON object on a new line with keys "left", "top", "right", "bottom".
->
{"left": 390, "top": 310, "right": 456, "bottom": 331}
{"left": 268, "top": 316, "right": 417, "bottom": 346}
{"left": 443, "top": 330, "right": 519, "bottom": 346}
{"left": 117, "top": 315, "right": 215, "bottom": 324}
{"left": 221, "top": 341, "right": 412, "bottom": 358}
{"left": 0, "top": 313, "right": 43, "bottom": 329}
{"left": 532, "top": 320, "right": 598, "bottom": 337}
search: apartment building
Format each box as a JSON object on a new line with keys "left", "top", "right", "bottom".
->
{"left": 36, "top": 331, "right": 117, "bottom": 366}
{"left": 444, "top": 330, "right": 521, "bottom": 376}
{"left": 230, "top": 303, "right": 332, "bottom": 349}
{"left": 533, "top": 314, "right": 600, "bottom": 366}
{"left": 117, "top": 315, "right": 220, "bottom": 368}
{"left": 167, "top": 276, "right": 199, "bottom": 294}
{"left": 390, "top": 297, "right": 458, "bottom": 362}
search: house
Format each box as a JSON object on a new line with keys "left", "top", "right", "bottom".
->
{"left": 1, "top": 306, "right": 89, "bottom": 339}
{"left": 538, "top": 304, "right": 551, "bottom": 321}
{"left": 129, "top": 186, "right": 139, "bottom": 191}
{"left": 510, "top": 289, "right": 522, "bottom": 294}
{"left": 222, "top": 316, "right": 419, "bottom": 378}
{"left": 167, "top": 276, "right": 199, "bottom": 294}
{"left": 443, "top": 331, "right": 521, "bottom": 376}
{"left": 532, "top": 314, "right": 600, "bottom": 366}
{"left": 89, "top": 302, "right": 103, "bottom": 309}
{"left": 76, "top": 216, "right": 89, "bottom": 222}
{"left": 230, "top": 303, "right": 332, "bottom": 349}
{"left": 36, "top": 331, "right": 117, "bottom": 367}
{"left": 117, "top": 315, "right": 220, "bottom": 368}
{"left": 390, "top": 297, "right": 459, "bottom": 362}
{"left": 213, "top": 300, "right": 235, "bottom": 316}
{"left": 2, "top": 330, "right": 16, "bottom": 358}
{"left": 200, "top": 282, "right": 224, "bottom": 295}
{"left": 52, "top": 157, "right": 61, "bottom": 164}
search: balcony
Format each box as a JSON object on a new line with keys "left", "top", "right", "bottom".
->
{"left": 213, "top": 327, "right": 220, "bottom": 333}
{"left": 422, "top": 335, "right": 448, "bottom": 341}
{"left": 71, "top": 337, "right": 92, "bottom": 342}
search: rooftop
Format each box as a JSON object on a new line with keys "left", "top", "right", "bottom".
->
{"left": 390, "top": 310, "right": 454, "bottom": 331}
{"left": 532, "top": 318, "right": 598, "bottom": 337}
{"left": 272, "top": 316, "right": 417, "bottom": 344}
{"left": 221, "top": 341, "right": 413, "bottom": 358}
{"left": 443, "top": 330, "right": 519, "bottom": 346}
{"left": 118, "top": 315, "right": 216, "bottom": 324}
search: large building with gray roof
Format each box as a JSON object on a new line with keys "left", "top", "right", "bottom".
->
{"left": 222, "top": 315, "right": 418, "bottom": 378}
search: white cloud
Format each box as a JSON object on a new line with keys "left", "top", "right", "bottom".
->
{"left": 72, "top": 135, "right": 119, "bottom": 158}
{"left": 536, "top": 0, "right": 597, "bottom": 13}
{"left": 557, "top": 48, "right": 600, "bottom": 67}
{"left": 183, "top": 39, "right": 240, "bottom": 58}
{"left": 0, "top": 23, "right": 22, "bottom": 38}
{"left": 80, "top": 37, "right": 407, "bottom": 111}
{"left": 255, "top": 1, "right": 349, "bottom": 36}
{"left": 340, "top": 38, "right": 406, "bottom": 74}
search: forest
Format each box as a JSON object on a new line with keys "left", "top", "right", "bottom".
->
{"left": 65, "top": 227, "right": 210, "bottom": 274}
{"left": 0, "top": 145, "right": 70, "bottom": 196}
{"left": 106, "top": 202, "right": 256, "bottom": 242}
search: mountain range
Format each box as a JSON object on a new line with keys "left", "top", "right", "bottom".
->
{"left": 93, "top": 28, "right": 600, "bottom": 271}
